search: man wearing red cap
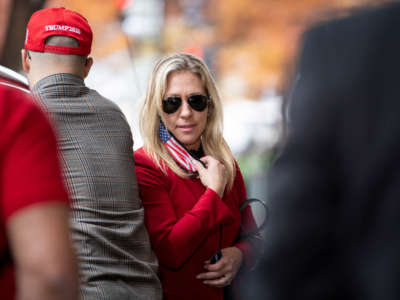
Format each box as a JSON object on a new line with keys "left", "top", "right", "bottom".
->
{"left": 21, "top": 7, "right": 162, "bottom": 300}
{"left": 0, "top": 83, "right": 79, "bottom": 300}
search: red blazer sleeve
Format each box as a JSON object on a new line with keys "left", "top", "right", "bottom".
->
{"left": 134, "top": 149, "right": 235, "bottom": 270}
{"left": 1, "top": 88, "right": 69, "bottom": 222}
{"left": 233, "top": 166, "right": 262, "bottom": 268}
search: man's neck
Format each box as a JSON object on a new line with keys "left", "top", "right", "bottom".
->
{"left": 28, "top": 69, "right": 83, "bottom": 89}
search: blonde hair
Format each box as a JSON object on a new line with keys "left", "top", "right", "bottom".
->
{"left": 139, "top": 53, "right": 236, "bottom": 190}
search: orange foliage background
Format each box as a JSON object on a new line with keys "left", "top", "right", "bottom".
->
{"left": 45, "top": 0, "right": 392, "bottom": 98}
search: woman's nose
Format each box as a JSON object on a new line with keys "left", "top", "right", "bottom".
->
{"left": 179, "top": 100, "right": 192, "bottom": 117}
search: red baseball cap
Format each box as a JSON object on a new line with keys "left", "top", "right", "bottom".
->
{"left": 25, "top": 7, "right": 92, "bottom": 56}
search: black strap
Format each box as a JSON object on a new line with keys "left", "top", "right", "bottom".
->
{"left": 239, "top": 198, "right": 269, "bottom": 239}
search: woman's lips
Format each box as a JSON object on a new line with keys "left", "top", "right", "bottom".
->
{"left": 178, "top": 125, "right": 195, "bottom": 132}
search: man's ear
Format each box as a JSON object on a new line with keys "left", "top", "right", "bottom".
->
{"left": 83, "top": 57, "right": 93, "bottom": 78}
{"left": 21, "top": 49, "right": 30, "bottom": 73}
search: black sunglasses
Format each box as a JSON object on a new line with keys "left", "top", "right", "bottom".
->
{"left": 162, "top": 95, "right": 209, "bottom": 114}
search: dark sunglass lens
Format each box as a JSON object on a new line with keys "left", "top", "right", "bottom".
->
{"left": 188, "top": 95, "right": 208, "bottom": 111}
{"left": 162, "top": 97, "right": 182, "bottom": 114}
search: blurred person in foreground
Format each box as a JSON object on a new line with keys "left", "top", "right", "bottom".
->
{"left": 0, "top": 84, "right": 78, "bottom": 300}
{"left": 243, "top": 2, "right": 400, "bottom": 300}
{"left": 21, "top": 7, "right": 162, "bottom": 300}
{"left": 134, "top": 53, "right": 260, "bottom": 300}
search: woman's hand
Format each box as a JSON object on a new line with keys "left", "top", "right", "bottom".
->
{"left": 193, "top": 156, "right": 227, "bottom": 198}
{"left": 196, "top": 247, "right": 243, "bottom": 288}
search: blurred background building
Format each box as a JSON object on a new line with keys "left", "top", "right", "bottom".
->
{"left": 0, "top": 0, "right": 392, "bottom": 201}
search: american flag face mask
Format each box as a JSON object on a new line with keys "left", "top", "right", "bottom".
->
{"left": 159, "top": 121, "right": 198, "bottom": 174}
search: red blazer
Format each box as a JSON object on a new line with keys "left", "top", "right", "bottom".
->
{"left": 134, "top": 148, "right": 257, "bottom": 300}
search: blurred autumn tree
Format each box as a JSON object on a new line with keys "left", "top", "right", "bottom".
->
{"left": 3, "top": 0, "right": 392, "bottom": 100}
{"left": 45, "top": 0, "right": 129, "bottom": 58}
{"left": 207, "top": 0, "right": 392, "bottom": 99}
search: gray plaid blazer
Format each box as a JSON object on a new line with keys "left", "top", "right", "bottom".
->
{"left": 33, "top": 73, "right": 162, "bottom": 300}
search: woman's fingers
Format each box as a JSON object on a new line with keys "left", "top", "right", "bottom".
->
{"left": 197, "top": 258, "right": 225, "bottom": 279}
{"left": 197, "top": 247, "right": 244, "bottom": 288}
{"left": 202, "top": 274, "right": 232, "bottom": 287}
{"left": 197, "top": 269, "right": 233, "bottom": 287}
{"left": 196, "top": 270, "right": 223, "bottom": 280}
{"left": 199, "top": 155, "right": 212, "bottom": 165}
{"left": 192, "top": 159, "right": 205, "bottom": 173}
{"left": 193, "top": 156, "right": 227, "bottom": 197}
{"left": 196, "top": 253, "right": 235, "bottom": 287}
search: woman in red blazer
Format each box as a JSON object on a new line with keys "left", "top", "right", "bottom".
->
{"left": 134, "top": 53, "right": 259, "bottom": 300}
